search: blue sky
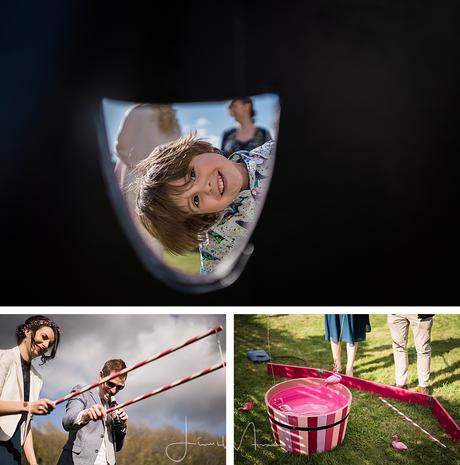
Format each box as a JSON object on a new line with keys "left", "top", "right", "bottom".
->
{"left": 102, "top": 93, "right": 280, "bottom": 158}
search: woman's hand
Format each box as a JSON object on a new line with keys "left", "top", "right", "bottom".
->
{"left": 27, "top": 398, "right": 55, "bottom": 415}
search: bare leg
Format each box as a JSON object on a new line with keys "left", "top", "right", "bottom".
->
{"left": 346, "top": 342, "right": 358, "bottom": 377}
{"left": 330, "top": 340, "right": 342, "bottom": 372}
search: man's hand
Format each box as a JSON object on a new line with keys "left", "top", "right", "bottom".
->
{"left": 81, "top": 404, "right": 107, "bottom": 422}
{"left": 112, "top": 407, "right": 128, "bottom": 428}
{"left": 27, "top": 399, "right": 55, "bottom": 415}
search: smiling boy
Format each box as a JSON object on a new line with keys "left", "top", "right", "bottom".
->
{"left": 133, "top": 133, "right": 274, "bottom": 273}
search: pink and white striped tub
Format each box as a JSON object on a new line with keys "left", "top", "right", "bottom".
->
{"left": 265, "top": 378, "right": 352, "bottom": 455}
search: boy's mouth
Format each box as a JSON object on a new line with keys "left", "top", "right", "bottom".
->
{"left": 217, "top": 171, "right": 225, "bottom": 195}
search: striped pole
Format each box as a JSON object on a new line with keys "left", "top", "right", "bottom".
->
{"left": 54, "top": 325, "right": 223, "bottom": 405}
{"left": 378, "top": 397, "right": 447, "bottom": 448}
{"left": 106, "top": 361, "right": 226, "bottom": 414}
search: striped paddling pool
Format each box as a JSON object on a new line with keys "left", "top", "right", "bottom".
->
{"left": 265, "top": 378, "right": 352, "bottom": 455}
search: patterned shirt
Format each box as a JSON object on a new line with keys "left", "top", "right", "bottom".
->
{"left": 200, "top": 140, "right": 275, "bottom": 274}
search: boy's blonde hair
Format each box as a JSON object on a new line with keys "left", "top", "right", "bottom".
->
{"left": 132, "top": 133, "right": 222, "bottom": 255}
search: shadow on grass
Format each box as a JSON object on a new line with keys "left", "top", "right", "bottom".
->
{"left": 354, "top": 338, "right": 460, "bottom": 390}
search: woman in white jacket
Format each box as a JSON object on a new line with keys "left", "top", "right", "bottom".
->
{"left": 0, "top": 315, "right": 60, "bottom": 465}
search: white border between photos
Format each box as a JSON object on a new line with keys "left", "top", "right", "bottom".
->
{"left": 2, "top": 306, "right": 459, "bottom": 465}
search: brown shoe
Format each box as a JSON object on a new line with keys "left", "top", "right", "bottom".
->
{"left": 396, "top": 384, "right": 408, "bottom": 390}
{"left": 418, "top": 386, "right": 430, "bottom": 395}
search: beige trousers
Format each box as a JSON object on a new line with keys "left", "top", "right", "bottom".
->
{"left": 387, "top": 314, "right": 433, "bottom": 387}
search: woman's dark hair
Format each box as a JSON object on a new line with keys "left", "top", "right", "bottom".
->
{"left": 230, "top": 97, "right": 256, "bottom": 122}
{"left": 16, "top": 315, "right": 61, "bottom": 365}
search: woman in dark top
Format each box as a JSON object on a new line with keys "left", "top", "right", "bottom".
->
{"left": 0, "top": 315, "right": 60, "bottom": 465}
{"left": 221, "top": 97, "right": 272, "bottom": 155}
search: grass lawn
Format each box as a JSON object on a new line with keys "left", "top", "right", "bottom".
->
{"left": 163, "top": 250, "right": 201, "bottom": 274}
{"left": 234, "top": 314, "right": 460, "bottom": 465}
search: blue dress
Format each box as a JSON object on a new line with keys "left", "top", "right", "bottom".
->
{"left": 0, "top": 427, "right": 21, "bottom": 465}
{"left": 324, "top": 315, "right": 371, "bottom": 343}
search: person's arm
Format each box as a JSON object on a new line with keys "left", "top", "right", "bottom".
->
{"left": 0, "top": 353, "right": 25, "bottom": 416}
{"left": 23, "top": 427, "right": 38, "bottom": 465}
{"left": 0, "top": 400, "right": 28, "bottom": 416}
{"left": 62, "top": 399, "right": 106, "bottom": 432}
{"left": 0, "top": 399, "right": 55, "bottom": 417}
{"left": 61, "top": 388, "right": 106, "bottom": 432}
{"left": 0, "top": 352, "right": 54, "bottom": 416}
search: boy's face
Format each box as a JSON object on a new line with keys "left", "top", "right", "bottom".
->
{"left": 170, "top": 152, "right": 248, "bottom": 214}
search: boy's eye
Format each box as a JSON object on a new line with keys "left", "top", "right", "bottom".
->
{"left": 193, "top": 195, "right": 200, "bottom": 208}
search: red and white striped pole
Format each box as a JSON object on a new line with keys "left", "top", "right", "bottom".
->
{"left": 106, "top": 361, "right": 226, "bottom": 414}
{"left": 379, "top": 397, "right": 447, "bottom": 448}
{"left": 54, "top": 324, "right": 223, "bottom": 405}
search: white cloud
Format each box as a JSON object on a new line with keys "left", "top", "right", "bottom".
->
{"left": 195, "top": 117, "right": 210, "bottom": 127}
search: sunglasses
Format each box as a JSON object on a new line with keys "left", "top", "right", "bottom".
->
{"left": 105, "top": 380, "right": 125, "bottom": 391}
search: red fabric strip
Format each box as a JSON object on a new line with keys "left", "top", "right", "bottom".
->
{"left": 288, "top": 414, "right": 301, "bottom": 453}
{"left": 337, "top": 405, "right": 348, "bottom": 446}
{"left": 267, "top": 363, "right": 459, "bottom": 442}
{"left": 307, "top": 415, "right": 317, "bottom": 454}
{"left": 324, "top": 412, "right": 336, "bottom": 451}
{"left": 432, "top": 397, "right": 460, "bottom": 442}
{"left": 267, "top": 406, "right": 280, "bottom": 444}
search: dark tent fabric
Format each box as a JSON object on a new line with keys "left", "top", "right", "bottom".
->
{"left": 1, "top": 1, "right": 459, "bottom": 304}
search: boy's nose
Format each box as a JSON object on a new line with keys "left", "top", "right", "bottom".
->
{"left": 200, "top": 176, "right": 213, "bottom": 194}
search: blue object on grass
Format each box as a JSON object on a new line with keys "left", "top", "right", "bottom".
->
{"left": 247, "top": 349, "right": 271, "bottom": 363}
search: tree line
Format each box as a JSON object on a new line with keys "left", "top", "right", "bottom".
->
{"left": 28, "top": 423, "right": 225, "bottom": 465}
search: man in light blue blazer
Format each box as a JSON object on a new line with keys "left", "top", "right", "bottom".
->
{"left": 56, "top": 359, "right": 129, "bottom": 465}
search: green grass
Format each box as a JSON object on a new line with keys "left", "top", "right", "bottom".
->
{"left": 234, "top": 314, "right": 460, "bottom": 465}
{"left": 163, "top": 250, "right": 201, "bottom": 274}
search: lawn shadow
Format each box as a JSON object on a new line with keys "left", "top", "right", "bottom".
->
{"left": 356, "top": 338, "right": 460, "bottom": 390}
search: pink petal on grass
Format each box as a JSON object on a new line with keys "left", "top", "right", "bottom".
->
{"left": 238, "top": 402, "right": 254, "bottom": 411}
